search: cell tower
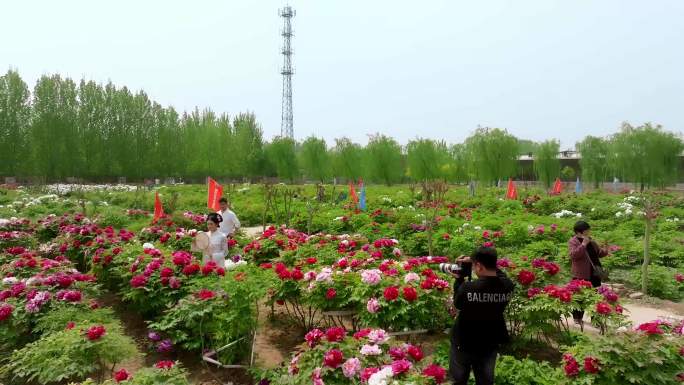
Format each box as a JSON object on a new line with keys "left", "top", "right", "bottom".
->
{"left": 279, "top": 5, "right": 295, "bottom": 138}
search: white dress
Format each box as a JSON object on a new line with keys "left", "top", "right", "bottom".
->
{"left": 195, "top": 230, "right": 227, "bottom": 267}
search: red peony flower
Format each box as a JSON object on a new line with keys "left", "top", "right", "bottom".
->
{"left": 406, "top": 344, "right": 423, "bottom": 361}
{"left": 306, "top": 257, "right": 317, "bottom": 265}
{"left": 0, "top": 303, "right": 14, "bottom": 321}
{"left": 195, "top": 289, "right": 216, "bottom": 300}
{"left": 66, "top": 321, "right": 76, "bottom": 330}
{"left": 305, "top": 329, "right": 324, "bottom": 347}
{"left": 391, "top": 359, "right": 412, "bottom": 375}
{"left": 675, "top": 273, "right": 684, "bottom": 283}
{"left": 86, "top": 325, "right": 106, "bottom": 341}
{"left": 384, "top": 286, "right": 399, "bottom": 301}
{"left": 182, "top": 263, "right": 200, "bottom": 276}
{"left": 636, "top": 321, "right": 665, "bottom": 335}
{"left": 389, "top": 347, "right": 406, "bottom": 360}
{"left": 614, "top": 304, "right": 623, "bottom": 314}
{"left": 160, "top": 267, "right": 174, "bottom": 278}
{"left": 422, "top": 364, "right": 447, "bottom": 384}
{"left": 129, "top": 274, "right": 148, "bottom": 288}
{"left": 527, "top": 287, "right": 542, "bottom": 298}
{"left": 517, "top": 270, "right": 536, "bottom": 286}
{"left": 584, "top": 356, "right": 600, "bottom": 374}
{"left": 155, "top": 360, "right": 175, "bottom": 370}
{"left": 596, "top": 302, "right": 612, "bottom": 315}
{"left": 402, "top": 286, "right": 418, "bottom": 302}
{"left": 323, "top": 349, "right": 344, "bottom": 368}
{"left": 325, "top": 327, "right": 346, "bottom": 342}
{"left": 563, "top": 354, "right": 580, "bottom": 377}
{"left": 291, "top": 269, "right": 304, "bottom": 280}
{"left": 353, "top": 328, "right": 371, "bottom": 339}
{"left": 114, "top": 368, "right": 131, "bottom": 382}
{"left": 542, "top": 262, "right": 560, "bottom": 276}
{"left": 360, "top": 367, "right": 380, "bottom": 382}
{"left": 326, "top": 288, "right": 337, "bottom": 300}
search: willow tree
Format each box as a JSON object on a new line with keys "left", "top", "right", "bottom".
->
{"left": 364, "top": 134, "right": 404, "bottom": 185}
{"left": 406, "top": 138, "right": 448, "bottom": 183}
{"left": 610, "top": 123, "right": 683, "bottom": 190}
{"left": 533, "top": 140, "right": 560, "bottom": 188}
{"left": 332, "top": 137, "right": 364, "bottom": 182}
{"left": 298, "top": 136, "right": 330, "bottom": 183}
{"left": 464, "top": 127, "right": 519, "bottom": 185}
{"left": 232, "top": 113, "right": 266, "bottom": 181}
{"left": 266, "top": 136, "right": 299, "bottom": 182}
{"left": 445, "top": 143, "right": 470, "bottom": 183}
{"left": 576, "top": 135, "right": 609, "bottom": 188}
{"left": 0, "top": 70, "right": 31, "bottom": 177}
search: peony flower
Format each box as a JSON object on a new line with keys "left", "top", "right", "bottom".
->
{"left": 563, "top": 354, "right": 580, "bottom": 377}
{"left": 403, "top": 272, "right": 420, "bottom": 284}
{"left": 675, "top": 273, "right": 684, "bottom": 283}
{"left": 596, "top": 302, "right": 612, "bottom": 315}
{"left": 323, "top": 349, "right": 344, "bottom": 368}
{"left": 636, "top": 321, "right": 666, "bottom": 335}
{"left": 86, "top": 325, "right": 106, "bottom": 341}
{"left": 368, "top": 329, "right": 389, "bottom": 344}
{"left": 367, "top": 297, "right": 381, "bottom": 313}
{"left": 391, "top": 359, "right": 412, "bottom": 375}
{"left": 157, "top": 339, "right": 174, "bottom": 353}
{"left": 389, "top": 346, "right": 406, "bottom": 360}
{"left": 195, "top": 289, "right": 216, "bottom": 300}
{"left": 383, "top": 286, "right": 399, "bottom": 301}
{"left": 361, "top": 269, "right": 382, "bottom": 285}
{"left": 129, "top": 274, "right": 148, "bottom": 288}
{"left": 325, "top": 327, "right": 346, "bottom": 342}
{"left": 402, "top": 286, "right": 418, "bottom": 302}
{"left": 527, "top": 287, "right": 542, "bottom": 298}
{"left": 360, "top": 367, "right": 380, "bottom": 382}
{"left": 422, "top": 364, "right": 447, "bottom": 383}
{"left": 113, "top": 368, "right": 130, "bottom": 382}
{"left": 360, "top": 344, "right": 382, "bottom": 356}
{"left": 517, "top": 270, "right": 535, "bottom": 286}
{"left": 305, "top": 329, "right": 324, "bottom": 348}
{"left": 406, "top": 344, "right": 423, "bottom": 361}
{"left": 66, "top": 321, "right": 76, "bottom": 330}
{"left": 584, "top": 356, "right": 600, "bottom": 374}
{"left": 155, "top": 360, "right": 175, "bottom": 370}
{"left": 148, "top": 331, "right": 161, "bottom": 341}
{"left": 342, "top": 357, "right": 361, "bottom": 378}
{"left": 368, "top": 367, "right": 393, "bottom": 385}
{"left": 0, "top": 303, "right": 14, "bottom": 322}
{"left": 326, "top": 288, "right": 337, "bottom": 300}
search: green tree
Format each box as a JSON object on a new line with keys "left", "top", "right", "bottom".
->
{"left": 364, "top": 134, "right": 404, "bottom": 185}
{"left": 576, "top": 135, "right": 609, "bottom": 188}
{"left": 266, "top": 136, "right": 299, "bottom": 182}
{"left": 232, "top": 113, "right": 265, "bottom": 181}
{"left": 464, "top": 127, "right": 519, "bottom": 185}
{"left": 533, "top": 140, "right": 560, "bottom": 188}
{"left": 298, "top": 136, "right": 330, "bottom": 182}
{"left": 0, "top": 70, "right": 31, "bottom": 176}
{"left": 332, "top": 137, "right": 364, "bottom": 182}
{"left": 610, "top": 122, "right": 683, "bottom": 190}
{"left": 445, "top": 143, "right": 470, "bottom": 183}
{"left": 406, "top": 138, "right": 448, "bottom": 182}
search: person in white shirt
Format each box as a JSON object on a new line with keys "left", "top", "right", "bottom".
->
{"left": 191, "top": 213, "right": 227, "bottom": 266}
{"left": 217, "top": 197, "right": 240, "bottom": 237}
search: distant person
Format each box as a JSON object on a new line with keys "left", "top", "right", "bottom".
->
{"left": 449, "top": 247, "right": 515, "bottom": 385}
{"left": 191, "top": 213, "right": 227, "bottom": 266}
{"left": 568, "top": 220, "right": 608, "bottom": 327}
{"left": 217, "top": 197, "right": 240, "bottom": 237}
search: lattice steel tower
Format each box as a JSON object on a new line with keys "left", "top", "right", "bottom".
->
{"left": 279, "top": 5, "right": 295, "bottom": 138}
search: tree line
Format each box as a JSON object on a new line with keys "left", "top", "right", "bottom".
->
{"left": 1, "top": 70, "right": 682, "bottom": 188}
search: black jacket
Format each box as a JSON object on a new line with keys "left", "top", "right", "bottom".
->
{"left": 451, "top": 269, "right": 515, "bottom": 353}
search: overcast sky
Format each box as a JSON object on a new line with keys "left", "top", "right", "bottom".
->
{"left": 3, "top": 0, "right": 683, "bottom": 148}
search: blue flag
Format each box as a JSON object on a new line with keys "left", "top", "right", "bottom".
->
{"left": 575, "top": 177, "right": 582, "bottom": 194}
{"left": 359, "top": 181, "right": 366, "bottom": 211}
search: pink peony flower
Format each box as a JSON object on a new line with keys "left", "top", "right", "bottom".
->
{"left": 367, "top": 329, "right": 389, "bottom": 344}
{"left": 360, "top": 367, "right": 379, "bottom": 382}
{"left": 391, "top": 359, "right": 412, "bottom": 375}
{"left": 361, "top": 269, "right": 382, "bottom": 285}
{"left": 360, "top": 344, "right": 382, "bottom": 356}
{"left": 367, "top": 297, "right": 381, "bottom": 313}
{"left": 342, "top": 357, "right": 361, "bottom": 378}
{"left": 403, "top": 272, "right": 420, "bottom": 284}
{"left": 305, "top": 329, "right": 324, "bottom": 348}
{"left": 130, "top": 274, "right": 148, "bottom": 288}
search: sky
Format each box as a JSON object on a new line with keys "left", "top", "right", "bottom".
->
{"left": 2, "top": 0, "right": 683, "bottom": 149}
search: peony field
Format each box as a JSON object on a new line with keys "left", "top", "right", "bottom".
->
{"left": 0, "top": 182, "right": 683, "bottom": 385}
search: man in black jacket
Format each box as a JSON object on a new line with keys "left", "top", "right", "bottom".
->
{"left": 450, "top": 247, "right": 515, "bottom": 385}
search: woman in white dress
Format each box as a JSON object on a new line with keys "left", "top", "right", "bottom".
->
{"left": 191, "top": 213, "right": 227, "bottom": 267}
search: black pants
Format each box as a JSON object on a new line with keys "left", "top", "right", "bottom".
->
{"left": 572, "top": 275, "right": 602, "bottom": 321}
{"left": 449, "top": 344, "right": 497, "bottom": 385}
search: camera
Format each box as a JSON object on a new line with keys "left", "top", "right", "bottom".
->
{"left": 439, "top": 261, "right": 472, "bottom": 277}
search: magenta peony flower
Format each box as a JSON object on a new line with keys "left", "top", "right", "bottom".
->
{"left": 129, "top": 274, "right": 147, "bottom": 288}
{"left": 584, "top": 356, "right": 600, "bottom": 374}
{"left": 0, "top": 303, "right": 14, "bottom": 321}
{"left": 323, "top": 349, "right": 344, "bottom": 368}
{"left": 596, "top": 302, "right": 612, "bottom": 315}
{"left": 325, "top": 327, "right": 346, "bottom": 342}
{"left": 517, "top": 270, "right": 535, "bottom": 286}
{"left": 422, "top": 364, "right": 447, "bottom": 383}
{"left": 305, "top": 329, "right": 324, "bottom": 348}
{"left": 86, "top": 325, "right": 106, "bottom": 341}
{"left": 391, "top": 359, "right": 412, "bottom": 375}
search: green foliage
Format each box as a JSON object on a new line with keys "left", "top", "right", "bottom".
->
{"left": 577, "top": 136, "right": 609, "bottom": 188}
{"left": 1, "top": 322, "right": 138, "bottom": 385}
{"left": 406, "top": 138, "right": 448, "bottom": 182}
{"left": 266, "top": 136, "right": 299, "bottom": 182}
{"left": 364, "top": 134, "right": 404, "bottom": 185}
{"left": 0, "top": 70, "right": 31, "bottom": 176}
{"left": 464, "top": 127, "right": 519, "bottom": 185}
{"left": 299, "top": 136, "right": 331, "bottom": 182}
{"left": 494, "top": 355, "right": 563, "bottom": 385}
{"left": 534, "top": 140, "right": 560, "bottom": 188}
{"left": 332, "top": 137, "right": 364, "bottom": 181}
{"left": 630, "top": 264, "right": 683, "bottom": 300}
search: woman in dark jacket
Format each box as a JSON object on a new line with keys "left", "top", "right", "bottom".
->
{"left": 568, "top": 221, "right": 608, "bottom": 326}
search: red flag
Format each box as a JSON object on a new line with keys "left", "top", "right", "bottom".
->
{"left": 506, "top": 179, "right": 518, "bottom": 200}
{"left": 349, "top": 182, "right": 359, "bottom": 204}
{"left": 153, "top": 191, "right": 164, "bottom": 223}
{"left": 207, "top": 177, "right": 223, "bottom": 211}
{"left": 551, "top": 178, "right": 562, "bottom": 195}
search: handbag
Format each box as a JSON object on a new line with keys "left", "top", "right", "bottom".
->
{"left": 586, "top": 242, "right": 609, "bottom": 281}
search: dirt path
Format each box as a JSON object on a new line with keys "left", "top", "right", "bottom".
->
{"left": 241, "top": 226, "right": 264, "bottom": 238}
{"left": 622, "top": 302, "right": 683, "bottom": 325}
